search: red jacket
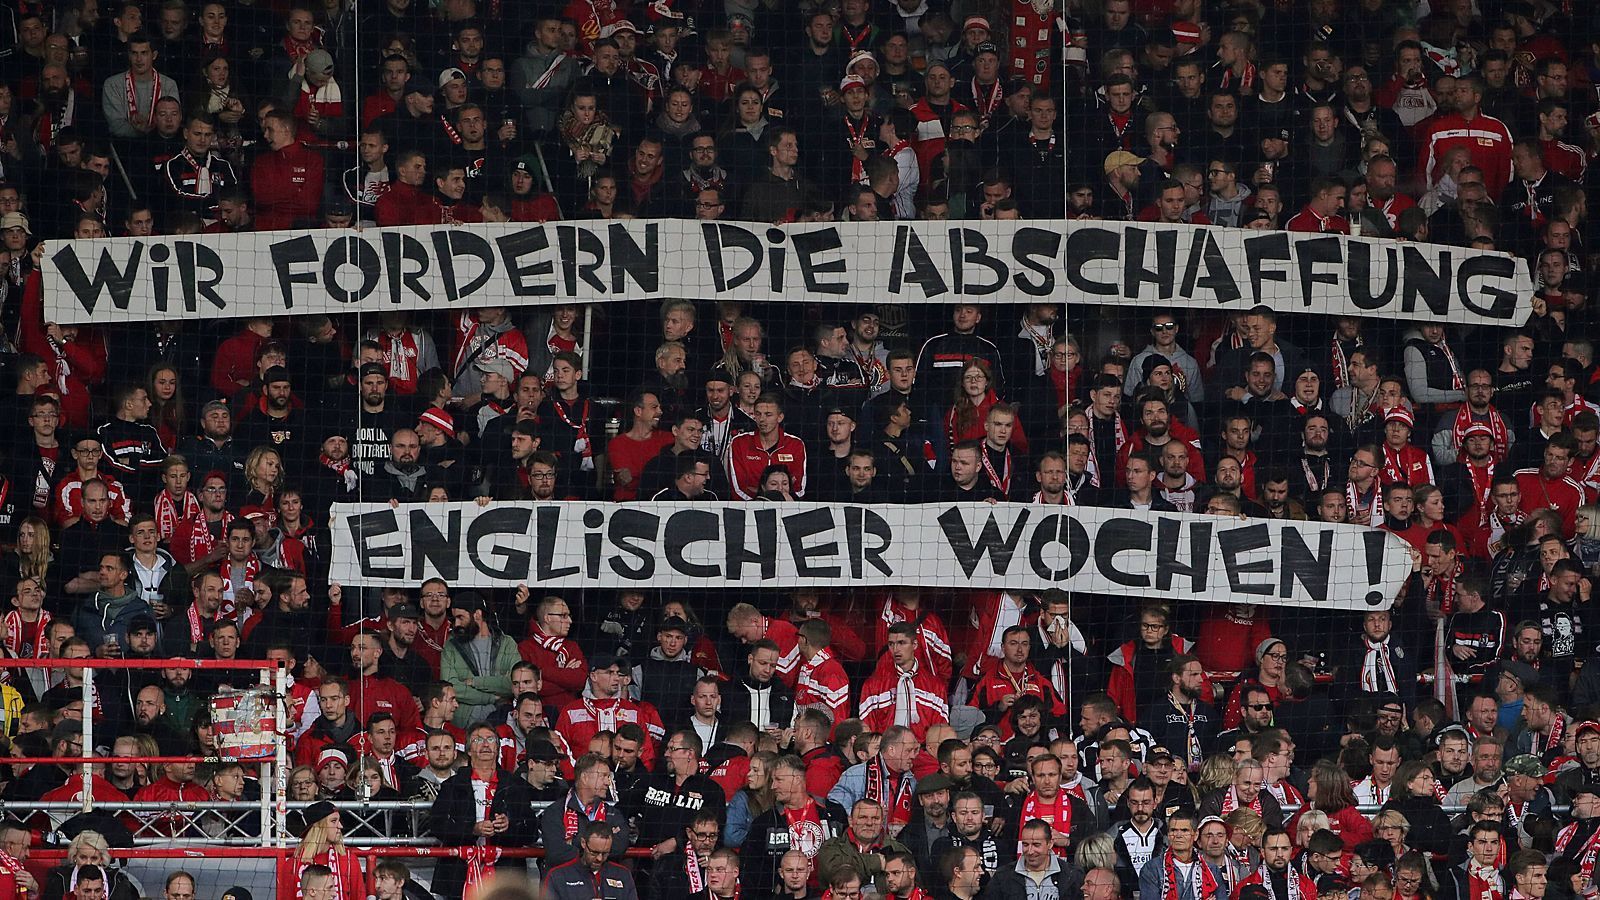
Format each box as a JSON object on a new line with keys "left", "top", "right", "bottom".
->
{"left": 969, "top": 661, "right": 1066, "bottom": 734}
{"left": 277, "top": 847, "right": 365, "bottom": 900}
{"left": 1195, "top": 606, "right": 1273, "bottom": 673}
{"left": 1107, "top": 635, "right": 1203, "bottom": 724}
{"left": 51, "top": 471, "right": 132, "bottom": 526}
{"left": 19, "top": 271, "right": 105, "bottom": 429}
{"left": 132, "top": 777, "right": 210, "bottom": 835}
{"left": 1115, "top": 423, "right": 1207, "bottom": 487}
{"left": 519, "top": 628, "right": 589, "bottom": 710}
{"left": 795, "top": 647, "right": 851, "bottom": 724}
{"left": 876, "top": 596, "right": 953, "bottom": 683}
{"left": 251, "top": 142, "right": 324, "bottom": 230}
{"left": 754, "top": 615, "right": 802, "bottom": 687}
{"left": 960, "top": 591, "right": 1035, "bottom": 680}
{"left": 1233, "top": 866, "right": 1318, "bottom": 900}
{"left": 1284, "top": 206, "right": 1350, "bottom": 234}
{"left": 1516, "top": 468, "right": 1586, "bottom": 537}
{"left": 858, "top": 658, "right": 949, "bottom": 740}
{"left": 209, "top": 327, "right": 268, "bottom": 397}
{"left": 347, "top": 673, "right": 422, "bottom": 731}
{"left": 554, "top": 697, "right": 665, "bottom": 764}
{"left": 724, "top": 429, "right": 808, "bottom": 500}
{"left": 1379, "top": 442, "right": 1434, "bottom": 487}
{"left": 375, "top": 180, "right": 436, "bottom": 226}
{"left": 1417, "top": 111, "right": 1515, "bottom": 200}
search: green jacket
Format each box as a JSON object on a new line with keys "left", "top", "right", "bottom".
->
{"left": 816, "top": 833, "right": 911, "bottom": 893}
{"left": 440, "top": 633, "right": 522, "bottom": 726}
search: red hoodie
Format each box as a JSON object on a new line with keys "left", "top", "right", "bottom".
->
{"left": 251, "top": 142, "right": 325, "bottom": 230}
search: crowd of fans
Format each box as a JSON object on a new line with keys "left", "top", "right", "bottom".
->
{"left": 0, "top": 0, "right": 1599, "bottom": 898}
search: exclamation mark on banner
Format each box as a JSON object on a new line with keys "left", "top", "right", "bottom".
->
{"left": 1363, "top": 530, "right": 1388, "bottom": 606}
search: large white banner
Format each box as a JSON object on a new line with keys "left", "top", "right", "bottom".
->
{"left": 43, "top": 219, "right": 1531, "bottom": 326}
{"left": 328, "top": 500, "right": 1413, "bottom": 611}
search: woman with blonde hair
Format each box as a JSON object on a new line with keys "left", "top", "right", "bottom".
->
{"left": 277, "top": 801, "right": 364, "bottom": 900}
{"left": 39, "top": 831, "right": 141, "bottom": 900}
{"left": 1222, "top": 807, "right": 1264, "bottom": 868}
{"left": 1073, "top": 831, "right": 1117, "bottom": 872}
{"left": 241, "top": 445, "right": 285, "bottom": 522}
{"left": 1196, "top": 753, "right": 1237, "bottom": 796}
{"left": 288, "top": 764, "right": 319, "bottom": 801}
{"left": 0, "top": 516, "right": 55, "bottom": 599}
{"left": 724, "top": 750, "right": 779, "bottom": 845}
{"left": 1373, "top": 808, "right": 1412, "bottom": 861}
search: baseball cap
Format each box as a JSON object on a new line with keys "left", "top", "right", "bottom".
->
{"left": 357, "top": 362, "right": 388, "bottom": 381}
{"left": 1576, "top": 720, "right": 1600, "bottom": 739}
{"left": 1461, "top": 423, "right": 1495, "bottom": 440}
{"left": 304, "top": 49, "right": 335, "bottom": 75}
{"left": 590, "top": 652, "right": 624, "bottom": 672}
{"left": 263, "top": 365, "right": 291, "bottom": 385}
{"left": 1103, "top": 150, "right": 1146, "bottom": 173}
{"left": 475, "top": 356, "right": 515, "bottom": 382}
{"left": 1384, "top": 407, "right": 1415, "bottom": 428}
{"left": 128, "top": 614, "right": 158, "bottom": 635}
{"left": 437, "top": 67, "right": 466, "bottom": 88}
{"left": 840, "top": 74, "right": 868, "bottom": 92}
{"left": 1502, "top": 659, "right": 1540, "bottom": 687}
{"left": 1502, "top": 754, "right": 1545, "bottom": 779}
{"left": 388, "top": 603, "right": 423, "bottom": 621}
{"left": 973, "top": 41, "right": 1000, "bottom": 57}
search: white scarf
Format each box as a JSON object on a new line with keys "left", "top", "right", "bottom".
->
{"left": 1361, "top": 636, "right": 1397, "bottom": 693}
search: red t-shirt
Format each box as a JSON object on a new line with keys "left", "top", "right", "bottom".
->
{"left": 606, "top": 431, "right": 674, "bottom": 502}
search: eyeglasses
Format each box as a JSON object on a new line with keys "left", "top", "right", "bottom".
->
{"left": 692, "top": 830, "right": 720, "bottom": 839}
{"left": 1152, "top": 322, "right": 1178, "bottom": 331}
{"left": 950, "top": 125, "right": 978, "bottom": 133}
{"left": 1263, "top": 652, "right": 1288, "bottom": 661}
{"left": 1247, "top": 703, "right": 1273, "bottom": 711}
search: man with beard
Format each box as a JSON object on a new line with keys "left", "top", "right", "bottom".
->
{"left": 233, "top": 367, "right": 310, "bottom": 462}
{"left": 1333, "top": 609, "right": 1417, "bottom": 707}
{"left": 1151, "top": 656, "right": 1216, "bottom": 775}
{"left": 1235, "top": 828, "right": 1318, "bottom": 899}
{"left": 365, "top": 429, "right": 430, "bottom": 503}
{"left": 1002, "top": 753, "right": 1093, "bottom": 859}
{"left": 931, "top": 791, "right": 1007, "bottom": 880}
{"left": 441, "top": 593, "right": 521, "bottom": 727}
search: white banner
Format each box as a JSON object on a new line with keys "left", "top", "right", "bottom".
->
{"left": 43, "top": 219, "right": 1531, "bottom": 326}
{"left": 328, "top": 500, "right": 1412, "bottom": 611}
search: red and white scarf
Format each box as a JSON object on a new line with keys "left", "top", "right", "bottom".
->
{"left": 552, "top": 396, "right": 594, "bottom": 463}
{"left": 1218, "top": 787, "right": 1262, "bottom": 817}
{"left": 2, "top": 609, "right": 48, "bottom": 659}
{"left": 181, "top": 509, "right": 233, "bottom": 565}
{"left": 685, "top": 845, "right": 706, "bottom": 893}
{"left": 1535, "top": 716, "right": 1566, "bottom": 757}
{"left": 1361, "top": 636, "right": 1398, "bottom": 692}
{"left": 1453, "top": 407, "right": 1510, "bottom": 464}
{"left": 1255, "top": 865, "right": 1301, "bottom": 900}
{"left": 1019, "top": 790, "right": 1072, "bottom": 856}
{"left": 186, "top": 602, "right": 220, "bottom": 645}
{"left": 126, "top": 69, "right": 163, "bottom": 131}
{"left": 585, "top": 697, "right": 621, "bottom": 732}
{"left": 562, "top": 791, "right": 604, "bottom": 840}
{"left": 1162, "top": 850, "right": 1220, "bottom": 900}
{"left": 1556, "top": 821, "right": 1600, "bottom": 880}
{"left": 1467, "top": 859, "right": 1505, "bottom": 900}
{"left": 471, "top": 769, "right": 498, "bottom": 827}
{"left": 153, "top": 489, "right": 200, "bottom": 541}
{"left": 864, "top": 755, "right": 914, "bottom": 828}
{"left": 218, "top": 555, "right": 261, "bottom": 616}
{"left": 1331, "top": 334, "right": 1362, "bottom": 390}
